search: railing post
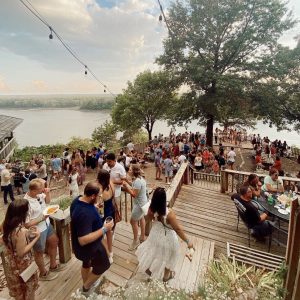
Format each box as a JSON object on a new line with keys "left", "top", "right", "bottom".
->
{"left": 183, "top": 162, "right": 189, "bottom": 185}
{"left": 292, "top": 258, "right": 300, "bottom": 300}
{"left": 285, "top": 207, "right": 300, "bottom": 300}
{"left": 52, "top": 211, "right": 72, "bottom": 264}
{"left": 220, "top": 170, "right": 228, "bottom": 193}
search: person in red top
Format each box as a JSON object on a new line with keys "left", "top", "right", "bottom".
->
{"left": 272, "top": 156, "right": 282, "bottom": 172}
{"left": 255, "top": 152, "right": 263, "bottom": 169}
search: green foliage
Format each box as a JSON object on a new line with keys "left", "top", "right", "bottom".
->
{"left": 199, "top": 255, "right": 286, "bottom": 300}
{"left": 120, "top": 129, "right": 148, "bottom": 146}
{"left": 252, "top": 43, "right": 300, "bottom": 132}
{"left": 157, "top": 0, "right": 297, "bottom": 145}
{"left": 92, "top": 120, "right": 118, "bottom": 149}
{"left": 51, "top": 195, "right": 73, "bottom": 211}
{"left": 13, "top": 137, "right": 97, "bottom": 162}
{"left": 111, "top": 70, "right": 178, "bottom": 141}
{"left": 0, "top": 94, "right": 114, "bottom": 110}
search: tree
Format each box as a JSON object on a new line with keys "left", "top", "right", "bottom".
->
{"left": 157, "top": 0, "right": 296, "bottom": 146}
{"left": 92, "top": 120, "right": 118, "bottom": 148}
{"left": 251, "top": 42, "right": 300, "bottom": 132}
{"left": 111, "top": 70, "right": 178, "bottom": 141}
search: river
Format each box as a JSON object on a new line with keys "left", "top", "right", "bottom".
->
{"left": 0, "top": 108, "right": 299, "bottom": 148}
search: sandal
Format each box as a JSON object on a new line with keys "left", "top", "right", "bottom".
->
{"left": 163, "top": 271, "right": 175, "bottom": 282}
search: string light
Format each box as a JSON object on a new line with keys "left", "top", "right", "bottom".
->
{"left": 49, "top": 27, "right": 53, "bottom": 40}
{"left": 18, "top": 0, "right": 115, "bottom": 96}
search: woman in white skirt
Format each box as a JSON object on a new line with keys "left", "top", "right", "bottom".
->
{"left": 136, "top": 187, "right": 193, "bottom": 282}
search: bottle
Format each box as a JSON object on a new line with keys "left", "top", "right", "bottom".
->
{"left": 268, "top": 194, "right": 274, "bottom": 205}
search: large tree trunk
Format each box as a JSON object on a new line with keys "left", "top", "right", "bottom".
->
{"left": 147, "top": 129, "right": 152, "bottom": 141}
{"left": 206, "top": 115, "right": 214, "bottom": 147}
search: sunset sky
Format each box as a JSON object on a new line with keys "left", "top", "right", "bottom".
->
{"left": 0, "top": 0, "right": 299, "bottom": 95}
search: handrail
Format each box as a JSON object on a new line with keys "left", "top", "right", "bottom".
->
{"left": 167, "top": 162, "right": 190, "bottom": 208}
{"left": 220, "top": 169, "right": 300, "bottom": 194}
{"left": 0, "top": 137, "right": 16, "bottom": 160}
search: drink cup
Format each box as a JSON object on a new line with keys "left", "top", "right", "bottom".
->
{"left": 105, "top": 216, "right": 113, "bottom": 224}
{"left": 28, "top": 227, "right": 36, "bottom": 240}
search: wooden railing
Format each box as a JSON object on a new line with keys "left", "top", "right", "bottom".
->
{"left": 167, "top": 162, "right": 190, "bottom": 208}
{"left": 190, "top": 167, "right": 221, "bottom": 191}
{"left": 0, "top": 137, "right": 16, "bottom": 160}
{"left": 220, "top": 169, "right": 300, "bottom": 194}
{"left": 285, "top": 197, "right": 300, "bottom": 299}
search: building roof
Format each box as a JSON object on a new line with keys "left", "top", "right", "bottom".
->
{"left": 0, "top": 115, "right": 23, "bottom": 141}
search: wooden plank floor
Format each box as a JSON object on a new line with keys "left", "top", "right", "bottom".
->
{"left": 167, "top": 235, "right": 214, "bottom": 293}
{"left": 0, "top": 221, "right": 138, "bottom": 300}
{"left": 173, "top": 184, "right": 286, "bottom": 257}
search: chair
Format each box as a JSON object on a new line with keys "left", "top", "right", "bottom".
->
{"left": 231, "top": 195, "right": 252, "bottom": 247}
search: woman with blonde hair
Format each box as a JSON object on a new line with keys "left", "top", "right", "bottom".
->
{"left": 2, "top": 199, "right": 40, "bottom": 300}
{"left": 123, "top": 164, "right": 148, "bottom": 250}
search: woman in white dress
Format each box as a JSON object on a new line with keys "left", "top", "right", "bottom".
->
{"left": 136, "top": 187, "right": 193, "bottom": 282}
{"left": 68, "top": 167, "right": 79, "bottom": 199}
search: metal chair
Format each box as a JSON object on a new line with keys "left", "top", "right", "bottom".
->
{"left": 232, "top": 196, "right": 252, "bottom": 247}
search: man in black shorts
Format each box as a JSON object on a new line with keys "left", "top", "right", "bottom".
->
{"left": 70, "top": 182, "right": 114, "bottom": 296}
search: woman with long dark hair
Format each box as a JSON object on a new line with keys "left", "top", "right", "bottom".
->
{"left": 97, "top": 169, "right": 116, "bottom": 264}
{"left": 136, "top": 187, "right": 193, "bottom": 282}
{"left": 2, "top": 199, "right": 40, "bottom": 300}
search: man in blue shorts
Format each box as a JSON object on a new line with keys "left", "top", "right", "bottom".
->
{"left": 71, "top": 182, "right": 113, "bottom": 296}
{"left": 25, "top": 178, "right": 65, "bottom": 281}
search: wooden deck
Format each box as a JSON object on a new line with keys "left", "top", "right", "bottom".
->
{"left": 173, "top": 183, "right": 286, "bottom": 257}
{"left": 0, "top": 221, "right": 138, "bottom": 300}
{"left": 0, "top": 220, "right": 215, "bottom": 299}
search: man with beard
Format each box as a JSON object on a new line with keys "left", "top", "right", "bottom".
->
{"left": 71, "top": 182, "right": 114, "bottom": 297}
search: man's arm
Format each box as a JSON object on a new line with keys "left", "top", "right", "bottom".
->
{"left": 78, "top": 221, "right": 113, "bottom": 246}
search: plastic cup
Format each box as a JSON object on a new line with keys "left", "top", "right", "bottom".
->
{"left": 28, "top": 227, "right": 36, "bottom": 240}
{"left": 105, "top": 216, "right": 113, "bottom": 224}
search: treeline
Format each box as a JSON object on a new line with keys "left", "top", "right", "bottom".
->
{"left": 0, "top": 95, "right": 115, "bottom": 110}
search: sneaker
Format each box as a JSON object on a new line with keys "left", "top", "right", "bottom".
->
{"left": 50, "top": 263, "right": 67, "bottom": 272}
{"left": 128, "top": 240, "right": 140, "bottom": 251}
{"left": 80, "top": 278, "right": 101, "bottom": 297}
{"left": 109, "top": 252, "right": 114, "bottom": 264}
{"left": 39, "top": 270, "right": 58, "bottom": 281}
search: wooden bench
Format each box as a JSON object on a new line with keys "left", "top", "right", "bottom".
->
{"left": 227, "top": 242, "right": 285, "bottom": 271}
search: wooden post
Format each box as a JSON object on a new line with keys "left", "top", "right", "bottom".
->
{"left": 292, "top": 258, "right": 300, "bottom": 300}
{"left": 51, "top": 211, "right": 72, "bottom": 264}
{"left": 220, "top": 170, "right": 228, "bottom": 193}
{"left": 183, "top": 162, "right": 189, "bottom": 185}
{"left": 285, "top": 207, "right": 300, "bottom": 300}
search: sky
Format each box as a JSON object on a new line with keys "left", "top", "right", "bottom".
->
{"left": 0, "top": 0, "right": 299, "bottom": 96}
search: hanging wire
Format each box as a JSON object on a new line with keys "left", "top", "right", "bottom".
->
{"left": 19, "top": 0, "right": 115, "bottom": 96}
{"left": 156, "top": 0, "right": 174, "bottom": 38}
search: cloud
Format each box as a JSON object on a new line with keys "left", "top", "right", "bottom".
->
{"left": 0, "top": 76, "right": 10, "bottom": 92}
{"left": 32, "top": 80, "right": 48, "bottom": 91}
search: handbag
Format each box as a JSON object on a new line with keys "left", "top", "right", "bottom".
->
{"left": 10, "top": 234, "right": 38, "bottom": 283}
{"left": 19, "top": 261, "right": 39, "bottom": 282}
{"left": 141, "top": 201, "right": 150, "bottom": 215}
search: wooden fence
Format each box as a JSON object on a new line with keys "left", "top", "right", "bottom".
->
{"left": 220, "top": 169, "right": 300, "bottom": 194}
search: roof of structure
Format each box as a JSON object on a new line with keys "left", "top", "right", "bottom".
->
{"left": 0, "top": 115, "right": 23, "bottom": 141}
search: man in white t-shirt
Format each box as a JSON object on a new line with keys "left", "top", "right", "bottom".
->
{"left": 103, "top": 152, "right": 128, "bottom": 206}
{"left": 25, "top": 178, "right": 65, "bottom": 281}
{"left": 178, "top": 152, "right": 187, "bottom": 165}
{"left": 227, "top": 147, "right": 236, "bottom": 170}
{"left": 1, "top": 163, "right": 15, "bottom": 204}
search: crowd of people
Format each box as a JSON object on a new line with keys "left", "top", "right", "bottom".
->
{"left": 0, "top": 142, "right": 195, "bottom": 299}
{"left": 0, "top": 128, "right": 299, "bottom": 299}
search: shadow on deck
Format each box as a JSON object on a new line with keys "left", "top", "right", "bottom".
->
{"left": 173, "top": 183, "right": 286, "bottom": 257}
